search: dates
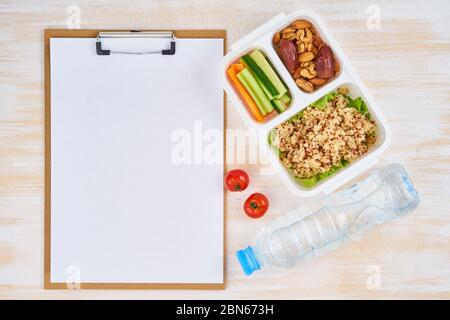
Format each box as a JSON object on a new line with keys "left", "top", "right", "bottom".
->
{"left": 278, "top": 39, "right": 298, "bottom": 73}
{"left": 315, "top": 45, "right": 335, "bottom": 79}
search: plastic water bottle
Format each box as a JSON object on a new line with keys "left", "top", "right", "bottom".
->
{"left": 236, "top": 163, "right": 420, "bottom": 275}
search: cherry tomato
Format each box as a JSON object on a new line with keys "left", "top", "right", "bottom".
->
{"left": 224, "top": 169, "right": 249, "bottom": 192}
{"left": 244, "top": 193, "right": 269, "bottom": 219}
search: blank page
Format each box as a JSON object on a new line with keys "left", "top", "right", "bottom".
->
{"left": 50, "top": 37, "right": 224, "bottom": 285}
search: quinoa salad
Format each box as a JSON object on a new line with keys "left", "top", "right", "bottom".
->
{"left": 269, "top": 87, "right": 377, "bottom": 188}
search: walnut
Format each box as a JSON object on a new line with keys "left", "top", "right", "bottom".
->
{"left": 298, "top": 62, "right": 317, "bottom": 79}
{"left": 304, "top": 28, "right": 313, "bottom": 43}
{"left": 298, "top": 42, "right": 306, "bottom": 53}
{"left": 281, "top": 27, "right": 296, "bottom": 34}
{"left": 282, "top": 32, "right": 296, "bottom": 40}
{"left": 295, "top": 78, "right": 314, "bottom": 92}
{"left": 300, "top": 61, "right": 312, "bottom": 67}
{"left": 310, "top": 77, "right": 328, "bottom": 86}
{"left": 298, "top": 29, "right": 305, "bottom": 41}
{"left": 300, "top": 68, "right": 316, "bottom": 79}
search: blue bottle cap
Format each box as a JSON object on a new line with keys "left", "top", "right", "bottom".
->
{"left": 236, "top": 246, "right": 261, "bottom": 276}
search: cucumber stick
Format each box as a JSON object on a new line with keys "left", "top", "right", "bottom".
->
{"left": 279, "top": 93, "right": 291, "bottom": 105}
{"left": 249, "top": 49, "right": 287, "bottom": 99}
{"left": 240, "top": 55, "right": 279, "bottom": 100}
{"left": 237, "top": 68, "right": 274, "bottom": 115}
{"left": 271, "top": 99, "right": 284, "bottom": 113}
{"left": 271, "top": 93, "right": 291, "bottom": 113}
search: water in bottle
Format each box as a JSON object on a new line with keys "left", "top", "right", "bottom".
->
{"left": 236, "top": 163, "right": 420, "bottom": 275}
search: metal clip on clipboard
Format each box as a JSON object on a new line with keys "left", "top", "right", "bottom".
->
{"left": 96, "top": 31, "right": 176, "bottom": 56}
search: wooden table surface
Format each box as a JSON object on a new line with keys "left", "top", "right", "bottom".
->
{"left": 0, "top": 0, "right": 449, "bottom": 299}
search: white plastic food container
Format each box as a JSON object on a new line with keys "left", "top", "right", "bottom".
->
{"left": 219, "top": 10, "right": 391, "bottom": 197}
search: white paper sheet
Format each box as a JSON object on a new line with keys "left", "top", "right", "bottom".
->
{"left": 50, "top": 37, "right": 224, "bottom": 284}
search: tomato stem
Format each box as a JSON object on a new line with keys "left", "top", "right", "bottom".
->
{"left": 250, "top": 201, "right": 258, "bottom": 209}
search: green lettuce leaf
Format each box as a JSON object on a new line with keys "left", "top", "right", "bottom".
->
{"left": 295, "top": 159, "right": 350, "bottom": 188}
{"left": 295, "top": 176, "right": 317, "bottom": 188}
{"left": 310, "top": 95, "right": 328, "bottom": 109}
{"left": 326, "top": 91, "right": 338, "bottom": 101}
{"left": 310, "top": 91, "right": 337, "bottom": 109}
{"left": 267, "top": 129, "right": 280, "bottom": 156}
{"left": 289, "top": 111, "right": 304, "bottom": 122}
{"left": 346, "top": 95, "right": 370, "bottom": 118}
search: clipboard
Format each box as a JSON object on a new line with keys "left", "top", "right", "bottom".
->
{"left": 44, "top": 29, "right": 226, "bottom": 290}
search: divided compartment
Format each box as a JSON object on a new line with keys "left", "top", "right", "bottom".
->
{"left": 264, "top": 82, "right": 391, "bottom": 197}
{"left": 224, "top": 46, "right": 295, "bottom": 124}
{"left": 270, "top": 13, "right": 343, "bottom": 94}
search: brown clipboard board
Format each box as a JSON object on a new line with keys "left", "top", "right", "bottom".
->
{"left": 44, "top": 29, "right": 227, "bottom": 290}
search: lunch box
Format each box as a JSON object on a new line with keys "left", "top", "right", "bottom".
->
{"left": 219, "top": 10, "right": 391, "bottom": 197}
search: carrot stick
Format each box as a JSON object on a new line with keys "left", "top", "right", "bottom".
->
{"left": 231, "top": 63, "right": 245, "bottom": 73}
{"left": 227, "top": 65, "right": 264, "bottom": 122}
